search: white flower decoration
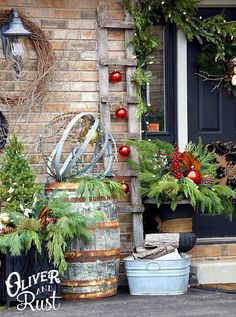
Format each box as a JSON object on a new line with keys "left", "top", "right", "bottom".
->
{"left": 24, "top": 208, "right": 32, "bottom": 217}
{"left": 19, "top": 203, "right": 24, "bottom": 211}
{"left": 6, "top": 197, "right": 11, "bottom": 202}
{"left": 7, "top": 187, "right": 15, "bottom": 194}
{"left": 33, "top": 195, "right": 38, "bottom": 206}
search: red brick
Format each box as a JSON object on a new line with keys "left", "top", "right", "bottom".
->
{"left": 41, "top": 19, "right": 68, "bottom": 29}
{"left": 108, "top": 1, "right": 123, "bottom": 10}
{"left": 69, "top": 61, "right": 97, "bottom": 71}
{"left": 68, "top": 0, "right": 96, "bottom": 9}
{"left": 35, "top": 0, "right": 68, "bottom": 8}
{"left": 26, "top": 8, "right": 81, "bottom": 19}
{"left": 80, "top": 30, "right": 97, "bottom": 40}
{"left": 188, "top": 245, "right": 222, "bottom": 258}
{"left": 108, "top": 30, "right": 125, "bottom": 41}
{"left": 108, "top": 11, "right": 125, "bottom": 20}
{"left": 81, "top": 10, "right": 96, "bottom": 19}
{"left": 118, "top": 213, "right": 132, "bottom": 223}
{"left": 68, "top": 20, "right": 96, "bottom": 30}
{"left": 0, "top": 0, "right": 35, "bottom": 6}
{"left": 70, "top": 82, "right": 97, "bottom": 92}
{"left": 227, "top": 244, "right": 236, "bottom": 256}
{"left": 69, "top": 40, "right": 97, "bottom": 51}
{"left": 50, "top": 40, "right": 69, "bottom": 50}
{"left": 52, "top": 29, "right": 81, "bottom": 40}
{"left": 108, "top": 40, "right": 125, "bottom": 51}
{"left": 52, "top": 92, "right": 81, "bottom": 102}
{"left": 110, "top": 122, "right": 128, "bottom": 132}
{"left": 43, "top": 103, "right": 70, "bottom": 112}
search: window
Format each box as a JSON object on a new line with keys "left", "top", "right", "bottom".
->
{"left": 142, "top": 23, "right": 177, "bottom": 143}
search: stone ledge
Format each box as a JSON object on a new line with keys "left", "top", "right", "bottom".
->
{"left": 190, "top": 259, "right": 236, "bottom": 284}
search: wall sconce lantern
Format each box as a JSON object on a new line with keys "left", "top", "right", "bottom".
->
{"left": 1, "top": 8, "right": 32, "bottom": 78}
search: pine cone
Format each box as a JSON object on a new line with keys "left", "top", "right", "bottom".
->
{"left": 0, "top": 226, "right": 16, "bottom": 235}
{"left": 201, "top": 175, "right": 215, "bottom": 185}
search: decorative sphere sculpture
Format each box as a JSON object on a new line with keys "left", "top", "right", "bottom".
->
{"left": 39, "top": 112, "right": 116, "bottom": 181}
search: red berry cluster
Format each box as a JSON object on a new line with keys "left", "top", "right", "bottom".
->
{"left": 168, "top": 144, "right": 183, "bottom": 179}
{"left": 41, "top": 217, "right": 55, "bottom": 229}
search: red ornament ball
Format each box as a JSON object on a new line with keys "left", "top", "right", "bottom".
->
{"left": 121, "top": 181, "right": 129, "bottom": 193}
{"left": 115, "top": 107, "right": 128, "bottom": 120}
{"left": 118, "top": 145, "right": 130, "bottom": 158}
{"left": 185, "top": 170, "right": 201, "bottom": 184}
{"left": 110, "top": 70, "right": 122, "bottom": 83}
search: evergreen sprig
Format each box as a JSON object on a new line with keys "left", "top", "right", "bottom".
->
{"left": 71, "top": 175, "right": 124, "bottom": 202}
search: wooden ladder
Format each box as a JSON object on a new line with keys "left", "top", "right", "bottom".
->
{"left": 97, "top": 0, "right": 144, "bottom": 247}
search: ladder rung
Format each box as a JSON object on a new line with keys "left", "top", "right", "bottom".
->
{"left": 112, "top": 132, "right": 141, "bottom": 141}
{"left": 99, "top": 20, "right": 135, "bottom": 29}
{"left": 101, "top": 96, "right": 137, "bottom": 104}
{"left": 99, "top": 58, "right": 137, "bottom": 67}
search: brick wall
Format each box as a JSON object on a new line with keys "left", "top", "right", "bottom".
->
{"left": 0, "top": 0, "right": 100, "bottom": 174}
{"left": 188, "top": 243, "right": 236, "bottom": 260}
{"left": 0, "top": 0, "right": 133, "bottom": 279}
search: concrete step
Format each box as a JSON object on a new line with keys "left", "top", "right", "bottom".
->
{"left": 190, "top": 259, "right": 236, "bottom": 284}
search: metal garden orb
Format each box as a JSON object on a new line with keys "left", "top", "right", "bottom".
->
{"left": 2, "top": 8, "right": 32, "bottom": 77}
{"left": 39, "top": 112, "right": 116, "bottom": 181}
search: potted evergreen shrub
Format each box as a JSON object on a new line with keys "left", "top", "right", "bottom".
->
{"left": 0, "top": 134, "right": 98, "bottom": 305}
{"left": 127, "top": 138, "right": 236, "bottom": 251}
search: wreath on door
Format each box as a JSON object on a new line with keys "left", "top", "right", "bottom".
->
{"left": 123, "top": 0, "right": 236, "bottom": 115}
{"left": 197, "top": 15, "right": 236, "bottom": 97}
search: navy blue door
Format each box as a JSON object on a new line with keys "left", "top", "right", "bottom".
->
{"left": 187, "top": 8, "right": 236, "bottom": 237}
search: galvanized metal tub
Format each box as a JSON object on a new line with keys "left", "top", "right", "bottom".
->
{"left": 124, "top": 254, "right": 191, "bottom": 295}
{"left": 45, "top": 182, "right": 120, "bottom": 300}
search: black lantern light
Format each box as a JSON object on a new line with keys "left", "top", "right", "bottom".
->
{"left": 1, "top": 8, "right": 32, "bottom": 78}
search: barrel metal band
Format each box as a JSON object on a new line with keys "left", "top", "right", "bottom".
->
{"left": 61, "top": 277, "right": 118, "bottom": 287}
{"left": 65, "top": 249, "right": 120, "bottom": 262}
{"left": 94, "top": 221, "right": 119, "bottom": 229}
{"left": 88, "top": 220, "right": 120, "bottom": 231}
{"left": 62, "top": 288, "right": 117, "bottom": 300}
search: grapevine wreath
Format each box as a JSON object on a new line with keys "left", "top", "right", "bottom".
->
{"left": 0, "top": 9, "right": 55, "bottom": 106}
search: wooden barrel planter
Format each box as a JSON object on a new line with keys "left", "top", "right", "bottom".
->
{"left": 45, "top": 182, "right": 120, "bottom": 300}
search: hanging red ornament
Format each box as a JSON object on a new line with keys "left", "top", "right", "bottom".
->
{"left": 185, "top": 169, "right": 201, "bottom": 184}
{"left": 110, "top": 70, "right": 122, "bottom": 83}
{"left": 115, "top": 107, "right": 128, "bottom": 120}
{"left": 121, "top": 181, "right": 129, "bottom": 193}
{"left": 118, "top": 145, "right": 130, "bottom": 157}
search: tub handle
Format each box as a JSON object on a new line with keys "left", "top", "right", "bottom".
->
{"left": 146, "top": 262, "right": 160, "bottom": 271}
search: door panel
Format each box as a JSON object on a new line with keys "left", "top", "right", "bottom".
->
{"left": 187, "top": 8, "right": 236, "bottom": 238}
{"left": 188, "top": 39, "right": 236, "bottom": 144}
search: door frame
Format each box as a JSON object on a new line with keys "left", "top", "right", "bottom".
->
{"left": 177, "top": 1, "right": 236, "bottom": 151}
{"left": 177, "top": 1, "right": 236, "bottom": 241}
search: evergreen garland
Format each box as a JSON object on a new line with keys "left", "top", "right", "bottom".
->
{"left": 123, "top": 0, "right": 236, "bottom": 115}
